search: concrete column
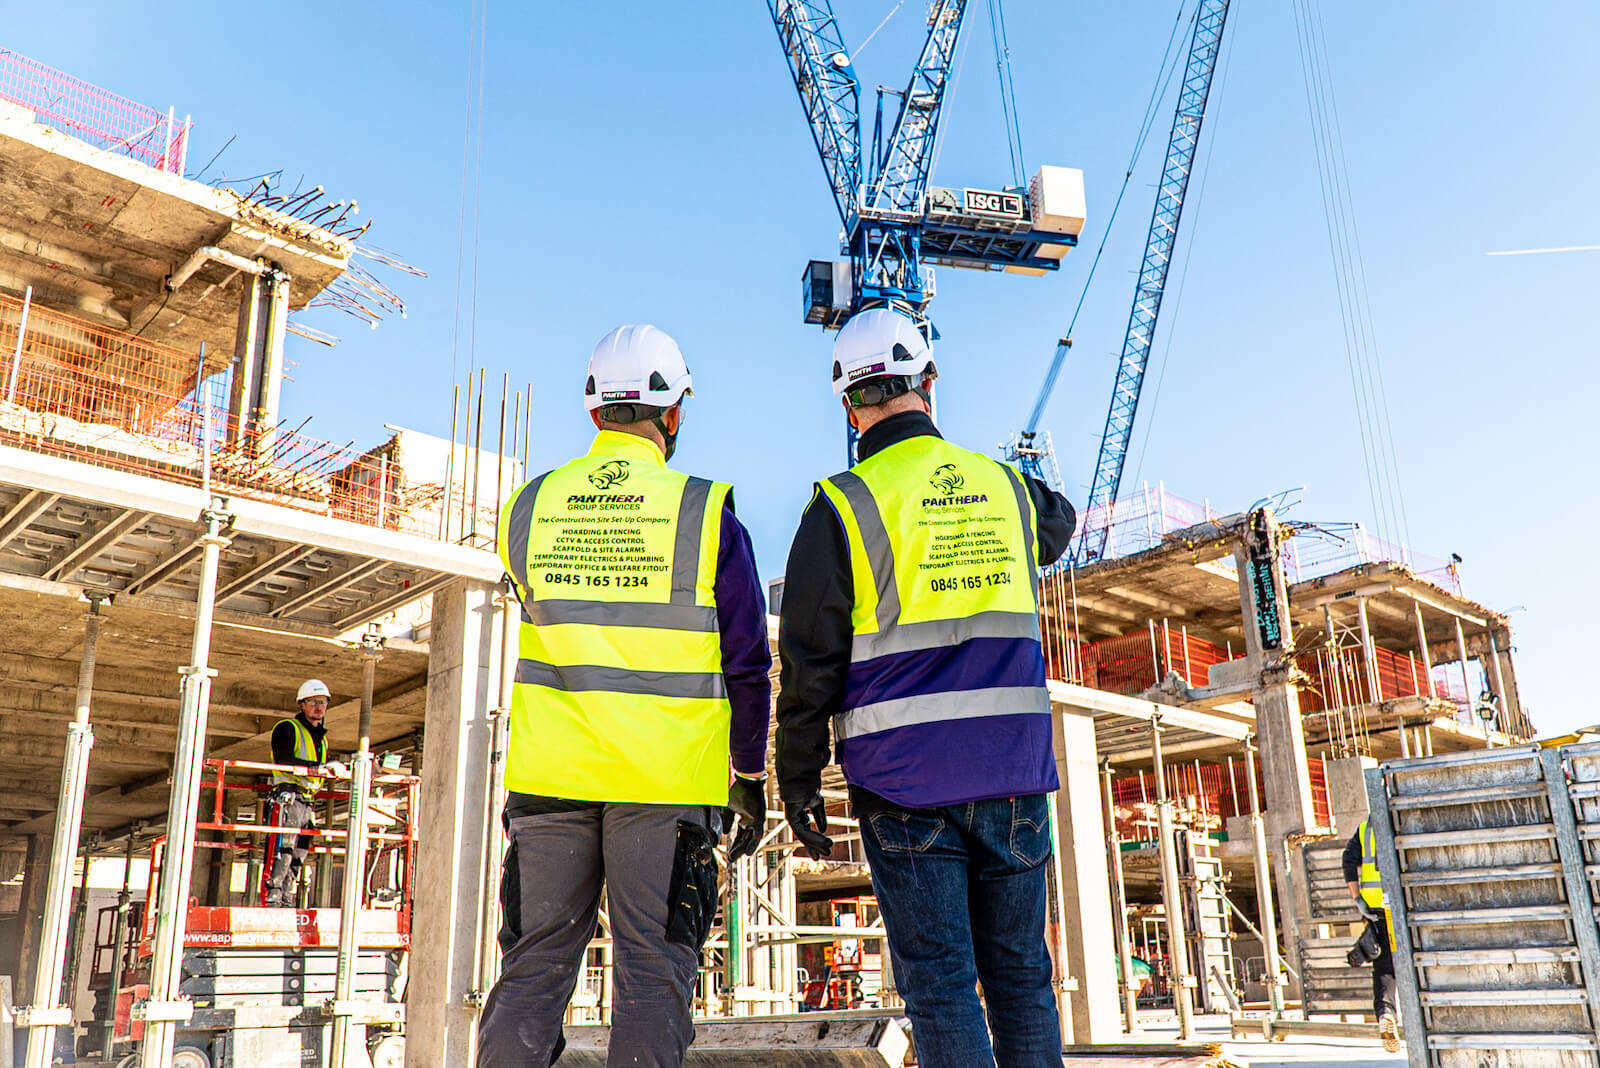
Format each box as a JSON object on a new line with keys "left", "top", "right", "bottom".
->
{"left": 1233, "top": 510, "right": 1314, "bottom": 999}
{"left": 1410, "top": 601, "right": 1436, "bottom": 697}
{"left": 228, "top": 265, "right": 291, "bottom": 456}
{"left": 14, "top": 835, "right": 47, "bottom": 996}
{"left": 407, "top": 578, "right": 499, "bottom": 1068}
{"left": 1048, "top": 705, "right": 1118, "bottom": 1042}
{"left": 1325, "top": 756, "right": 1377, "bottom": 839}
{"left": 23, "top": 596, "right": 103, "bottom": 1066}
{"left": 1491, "top": 633, "right": 1526, "bottom": 732}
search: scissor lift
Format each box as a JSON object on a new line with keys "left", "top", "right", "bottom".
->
{"left": 92, "top": 758, "right": 418, "bottom": 1068}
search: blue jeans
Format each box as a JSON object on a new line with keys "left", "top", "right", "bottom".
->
{"left": 856, "top": 789, "right": 1062, "bottom": 1068}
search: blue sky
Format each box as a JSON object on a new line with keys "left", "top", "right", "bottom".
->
{"left": 9, "top": 2, "right": 1597, "bottom": 733}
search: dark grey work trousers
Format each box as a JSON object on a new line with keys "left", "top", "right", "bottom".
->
{"left": 265, "top": 789, "right": 316, "bottom": 906}
{"left": 1372, "top": 908, "right": 1398, "bottom": 1021}
{"left": 476, "top": 803, "right": 719, "bottom": 1068}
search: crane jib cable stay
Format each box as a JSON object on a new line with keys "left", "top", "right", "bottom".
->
{"left": 768, "top": 0, "right": 1086, "bottom": 463}
{"left": 1074, "top": 0, "right": 1231, "bottom": 564}
{"left": 1003, "top": 0, "right": 1194, "bottom": 494}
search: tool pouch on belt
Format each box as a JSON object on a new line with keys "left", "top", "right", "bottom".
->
{"left": 665, "top": 820, "right": 719, "bottom": 950}
{"left": 1347, "top": 920, "right": 1382, "bottom": 967}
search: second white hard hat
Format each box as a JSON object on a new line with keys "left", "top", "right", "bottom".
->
{"left": 584, "top": 324, "right": 693, "bottom": 413}
{"left": 831, "top": 308, "right": 936, "bottom": 396}
{"left": 297, "top": 679, "right": 331, "bottom": 703}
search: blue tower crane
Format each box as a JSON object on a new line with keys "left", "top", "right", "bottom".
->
{"left": 768, "top": 0, "right": 1086, "bottom": 461}
{"left": 1072, "top": 0, "right": 1231, "bottom": 562}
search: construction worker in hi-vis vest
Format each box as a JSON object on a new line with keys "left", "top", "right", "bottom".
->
{"left": 1345, "top": 818, "right": 1402, "bottom": 1051}
{"left": 477, "top": 324, "right": 772, "bottom": 1068}
{"left": 774, "top": 308, "right": 1078, "bottom": 1068}
{"left": 264, "top": 679, "right": 347, "bottom": 907}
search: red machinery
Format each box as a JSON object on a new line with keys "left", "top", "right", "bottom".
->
{"left": 93, "top": 757, "right": 418, "bottom": 1067}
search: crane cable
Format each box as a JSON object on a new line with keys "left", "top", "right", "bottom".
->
{"left": 1291, "top": 0, "right": 1412, "bottom": 551}
{"left": 854, "top": 0, "right": 907, "bottom": 58}
{"left": 449, "top": 0, "right": 490, "bottom": 390}
{"left": 1126, "top": 3, "right": 1241, "bottom": 495}
{"left": 1022, "top": 0, "right": 1195, "bottom": 441}
{"left": 987, "top": 0, "right": 1026, "bottom": 187}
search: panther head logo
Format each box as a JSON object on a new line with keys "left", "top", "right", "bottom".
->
{"left": 588, "top": 460, "right": 630, "bottom": 490}
{"left": 929, "top": 464, "right": 964, "bottom": 494}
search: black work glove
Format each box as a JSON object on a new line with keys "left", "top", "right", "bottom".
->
{"left": 784, "top": 792, "right": 834, "bottom": 859}
{"left": 726, "top": 775, "right": 766, "bottom": 862}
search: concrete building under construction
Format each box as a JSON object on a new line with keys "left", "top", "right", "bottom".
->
{"left": 0, "top": 45, "right": 1544, "bottom": 1068}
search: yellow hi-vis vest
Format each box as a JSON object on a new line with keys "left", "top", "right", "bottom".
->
{"left": 498, "top": 430, "right": 733, "bottom": 805}
{"left": 271, "top": 718, "right": 327, "bottom": 794}
{"left": 1358, "top": 819, "right": 1386, "bottom": 908}
{"left": 817, "top": 434, "right": 1054, "bottom": 805}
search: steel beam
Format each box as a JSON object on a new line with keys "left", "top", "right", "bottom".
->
{"left": 332, "top": 571, "right": 454, "bottom": 631}
{"left": 330, "top": 632, "right": 383, "bottom": 1066}
{"left": 45, "top": 509, "right": 146, "bottom": 582}
{"left": 271, "top": 558, "right": 386, "bottom": 619}
{"left": 1101, "top": 759, "right": 1140, "bottom": 1033}
{"left": 139, "top": 506, "right": 230, "bottom": 1068}
{"left": 0, "top": 490, "right": 58, "bottom": 553}
{"left": 1242, "top": 735, "right": 1285, "bottom": 1017}
{"left": 216, "top": 542, "right": 309, "bottom": 602}
{"left": 122, "top": 532, "right": 208, "bottom": 597}
{"left": 1151, "top": 716, "right": 1194, "bottom": 1038}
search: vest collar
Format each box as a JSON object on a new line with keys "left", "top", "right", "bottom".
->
{"left": 588, "top": 428, "right": 667, "bottom": 467}
{"left": 858, "top": 410, "right": 941, "bottom": 462}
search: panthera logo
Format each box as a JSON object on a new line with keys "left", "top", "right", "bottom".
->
{"left": 928, "top": 464, "right": 964, "bottom": 494}
{"left": 588, "top": 460, "right": 630, "bottom": 490}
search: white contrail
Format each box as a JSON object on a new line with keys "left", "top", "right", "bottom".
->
{"left": 1485, "top": 245, "right": 1600, "bottom": 256}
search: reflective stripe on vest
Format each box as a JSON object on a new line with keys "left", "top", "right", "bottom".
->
{"left": 498, "top": 430, "right": 732, "bottom": 805}
{"left": 1359, "top": 819, "right": 1385, "bottom": 908}
{"left": 818, "top": 435, "right": 1054, "bottom": 805}
{"left": 271, "top": 718, "right": 326, "bottom": 793}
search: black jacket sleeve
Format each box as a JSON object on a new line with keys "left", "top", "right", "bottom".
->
{"left": 1026, "top": 476, "right": 1077, "bottom": 567}
{"left": 1342, "top": 828, "right": 1363, "bottom": 883}
{"left": 774, "top": 488, "right": 854, "bottom": 804}
{"left": 271, "top": 721, "right": 319, "bottom": 768}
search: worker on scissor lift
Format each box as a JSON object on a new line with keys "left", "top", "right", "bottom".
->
{"left": 264, "top": 678, "right": 347, "bottom": 907}
{"left": 478, "top": 325, "right": 771, "bottom": 1067}
{"left": 1346, "top": 818, "right": 1402, "bottom": 1052}
{"left": 774, "top": 308, "right": 1077, "bottom": 1068}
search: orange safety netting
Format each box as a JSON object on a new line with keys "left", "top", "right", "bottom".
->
{"left": 0, "top": 293, "right": 406, "bottom": 533}
{"left": 0, "top": 47, "right": 187, "bottom": 173}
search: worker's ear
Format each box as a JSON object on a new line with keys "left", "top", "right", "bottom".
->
{"left": 842, "top": 396, "right": 860, "bottom": 431}
{"left": 663, "top": 404, "right": 683, "bottom": 433}
{"left": 590, "top": 410, "right": 604, "bottom": 430}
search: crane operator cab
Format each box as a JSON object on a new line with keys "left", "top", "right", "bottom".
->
{"left": 90, "top": 755, "right": 417, "bottom": 1068}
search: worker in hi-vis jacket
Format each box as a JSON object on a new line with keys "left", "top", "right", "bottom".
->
{"left": 477, "top": 325, "right": 771, "bottom": 1068}
{"left": 264, "top": 679, "right": 346, "bottom": 907}
{"left": 1345, "top": 818, "right": 1402, "bottom": 1052}
{"left": 774, "top": 308, "right": 1077, "bottom": 1068}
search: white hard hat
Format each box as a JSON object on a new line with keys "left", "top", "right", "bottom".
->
{"left": 297, "top": 679, "right": 331, "bottom": 703}
{"left": 832, "top": 308, "right": 936, "bottom": 397}
{"left": 584, "top": 324, "right": 693, "bottom": 413}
